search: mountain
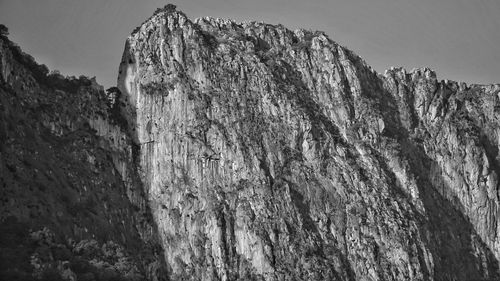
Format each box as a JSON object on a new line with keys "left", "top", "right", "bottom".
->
{"left": 0, "top": 27, "right": 166, "bottom": 280}
{"left": 2, "top": 5, "right": 500, "bottom": 281}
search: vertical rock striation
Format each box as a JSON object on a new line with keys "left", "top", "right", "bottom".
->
{"left": 2, "top": 5, "right": 500, "bottom": 281}
{"left": 118, "top": 6, "right": 500, "bottom": 281}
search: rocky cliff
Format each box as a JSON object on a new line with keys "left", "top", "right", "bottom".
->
{"left": 0, "top": 33, "right": 166, "bottom": 280}
{"left": 2, "top": 5, "right": 500, "bottom": 281}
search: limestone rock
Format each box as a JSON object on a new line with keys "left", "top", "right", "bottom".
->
{"left": 118, "top": 7, "right": 500, "bottom": 280}
{"left": 2, "top": 5, "right": 500, "bottom": 281}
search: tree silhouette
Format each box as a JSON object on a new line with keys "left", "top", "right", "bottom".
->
{"left": 106, "top": 87, "right": 121, "bottom": 95}
{"left": 165, "top": 4, "right": 176, "bottom": 12}
{"left": 0, "top": 24, "right": 9, "bottom": 37}
{"left": 105, "top": 87, "right": 122, "bottom": 108}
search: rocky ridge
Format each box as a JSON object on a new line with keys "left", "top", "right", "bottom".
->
{"left": 118, "top": 6, "right": 500, "bottom": 281}
{"left": 0, "top": 32, "right": 166, "bottom": 280}
{"left": 2, "top": 5, "right": 500, "bottom": 281}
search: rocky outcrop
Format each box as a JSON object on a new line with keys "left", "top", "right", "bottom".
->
{"left": 2, "top": 5, "right": 500, "bottom": 281}
{"left": 117, "top": 6, "right": 500, "bottom": 281}
{"left": 0, "top": 34, "right": 166, "bottom": 280}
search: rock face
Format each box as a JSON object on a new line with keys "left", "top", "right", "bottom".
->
{"left": 118, "top": 6, "right": 500, "bottom": 281}
{"left": 2, "top": 5, "right": 500, "bottom": 281}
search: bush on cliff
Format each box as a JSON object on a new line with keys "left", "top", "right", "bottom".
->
{"left": 0, "top": 24, "right": 8, "bottom": 37}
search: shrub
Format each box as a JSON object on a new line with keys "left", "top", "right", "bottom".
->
{"left": 79, "top": 272, "right": 96, "bottom": 281}
{"left": 2, "top": 35, "right": 90, "bottom": 92}
{"left": 153, "top": 4, "right": 177, "bottom": 16}
{"left": 70, "top": 257, "right": 92, "bottom": 274}
{"left": 0, "top": 24, "right": 8, "bottom": 37}
{"left": 0, "top": 216, "right": 29, "bottom": 246}
{"left": 40, "top": 268, "right": 64, "bottom": 281}
{"left": 52, "top": 246, "right": 72, "bottom": 261}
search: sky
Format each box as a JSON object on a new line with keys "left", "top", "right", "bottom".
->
{"left": 0, "top": 0, "right": 499, "bottom": 88}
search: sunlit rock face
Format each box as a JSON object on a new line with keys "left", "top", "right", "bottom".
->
{"left": 118, "top": 7, "right": 500, "bottom": 281}
{"left": 2, "top": 5, "right": 500, "bottom": 281}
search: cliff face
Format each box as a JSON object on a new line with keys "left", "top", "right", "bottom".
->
{"left": 2, "top": 6, "right": 500, "bottom": 281}
{"left": 0, "top": 35, "right": 166, "bottom": 280}
{"left": 118, "top": 7, "right": 500, "bottom": 281}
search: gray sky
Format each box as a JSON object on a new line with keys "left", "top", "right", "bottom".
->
{"left": 1, "top": 0, "right": 499, "bottom": 88}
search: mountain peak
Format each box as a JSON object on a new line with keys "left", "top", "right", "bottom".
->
{"left": 2, "top": 5, "right": 500, "bottom": 281}
{"left": 113, "top": 6, "right": 500, "bottom": 280}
